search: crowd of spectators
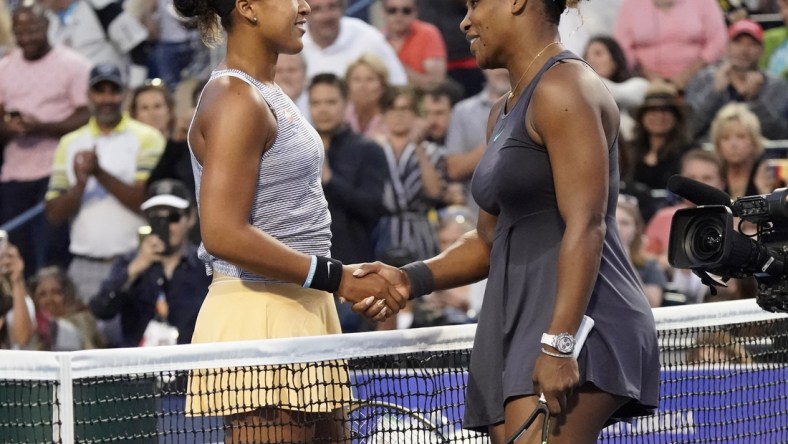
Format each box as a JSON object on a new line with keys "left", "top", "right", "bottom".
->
{"left": 1, "top": 0, "right": 788, "bottom": 351}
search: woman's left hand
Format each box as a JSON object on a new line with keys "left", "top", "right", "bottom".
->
{"left": 532, "top": 352, "right": 580, "bottom": 415}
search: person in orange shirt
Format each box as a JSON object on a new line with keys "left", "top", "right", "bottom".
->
{"left": 382, "top": 0, "right": 447, "bottom": 88}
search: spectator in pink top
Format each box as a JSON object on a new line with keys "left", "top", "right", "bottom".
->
{"left": 0, "top": 1, "right": 91, "bottom": 275}
{"left": 614, "top": 0, "right": 727, "bottom": 91}
{"left": 382, "top": 0, "right": 447, "bottom": 88}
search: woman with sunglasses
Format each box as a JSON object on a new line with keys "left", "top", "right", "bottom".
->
{"left": 171, "top": 0, "right": 406, "bottom": 441}
{"left": 382, "top": 0, "right": 448, "bottom": 88}
{"left": 355, "top": 0, "right": 660, "bottom": 442}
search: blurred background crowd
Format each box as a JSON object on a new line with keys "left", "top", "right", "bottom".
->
{"left": 1, "top": 0, "right": 788, "bottom": 352}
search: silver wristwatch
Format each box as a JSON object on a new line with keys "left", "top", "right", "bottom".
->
{"left": 541, "top": 332, "right": 576, "bottom": 355}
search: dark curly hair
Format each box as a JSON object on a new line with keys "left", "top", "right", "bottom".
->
{"left": 585, "top": 35, "right": 632, "bottom": 83}
{"left": 543, "top": 0, "right": 582, "bottom": 24}
{"left": 173, "top": 0, "right": 234, "bottom": 45}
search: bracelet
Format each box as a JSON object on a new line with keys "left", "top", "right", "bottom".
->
{"left": 400, "top": 261, "right": 434, "bottom": 299}
{"left": 540, "top": 347, "right": 574, "bottom": 359}
{"left": 302, "top": 255, "right": 318, "bottom": 288}
{"left": 309, "top": 256, "right": 343, "bottom": 293}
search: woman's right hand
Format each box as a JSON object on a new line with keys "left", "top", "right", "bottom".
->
{"left": 336, "top": 265, "right": 408, "bottom": 321}
{"left": 350, "top": 262, "right": 412, "bottom": 319}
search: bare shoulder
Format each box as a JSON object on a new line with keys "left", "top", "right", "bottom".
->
{"left": 191, "top": 76, "right": 276, "bottom": 160}
{"left": 530, "top": 60, "right": 619, "bottom": 141}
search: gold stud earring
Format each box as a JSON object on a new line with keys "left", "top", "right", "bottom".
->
{"left": 253, "top": 16, "right": 258, "bottom": 23}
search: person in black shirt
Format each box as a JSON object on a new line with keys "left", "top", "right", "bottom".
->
{"left": 309, "top": 73, "right": 388, "bottom": 331}
{"left": 90, "top": 179, "right": 209, "bottom": 347}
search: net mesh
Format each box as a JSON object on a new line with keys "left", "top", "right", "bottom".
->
{"left": 0, "top": 299, "right": 786, "bottom": 443}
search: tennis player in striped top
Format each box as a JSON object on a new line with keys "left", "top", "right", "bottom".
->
{"left": 172, "top": 0, "right": 407, "bottom": 441}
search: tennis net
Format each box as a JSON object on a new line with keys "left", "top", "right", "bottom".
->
{"left": 0, "top": 299, "right": 786, "bottom": 443}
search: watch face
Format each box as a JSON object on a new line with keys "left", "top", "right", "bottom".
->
{"left": 555, "top": 333, "right": 575, "bottom": 354}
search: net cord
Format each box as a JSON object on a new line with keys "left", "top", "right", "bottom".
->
{"left": 56, "top": 353, "right": 74, "bottom": 444}
{"left": 0, "top": 299, "right": 784, "bottom": 382}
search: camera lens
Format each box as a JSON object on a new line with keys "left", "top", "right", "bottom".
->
{"left": 687, "top": 217, "right": 724, "bottom": 263}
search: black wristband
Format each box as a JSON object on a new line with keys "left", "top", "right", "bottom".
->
{"left": 310, "top": 256, "right": 343, "bottom": 293}
{"left": 400, "top": 261, "right": 434, "bottom": 299}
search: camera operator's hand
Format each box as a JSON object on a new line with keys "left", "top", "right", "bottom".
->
{"left": 127, "top": 234, "right": 165, "bottom": 283}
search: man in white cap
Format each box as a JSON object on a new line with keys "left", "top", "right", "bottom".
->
{"left": 90, "top": 179, "right": 209, "bottom": 348}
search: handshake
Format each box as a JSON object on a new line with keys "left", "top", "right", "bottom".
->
{"left": 336, "top": 262, "right": 413, "bottom": 322}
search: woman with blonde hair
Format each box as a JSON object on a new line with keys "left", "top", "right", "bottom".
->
{"left": 345, "top": 53, "right": 391, "bottom": 140}
{"left": 615, "top": 197, "right": 665, "bottom": 307}
{"left": 710, "top": 103, "right": 772, "bottom": 199}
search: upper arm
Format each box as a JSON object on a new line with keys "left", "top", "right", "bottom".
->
{"left": 531, "top": 64, "right": 612, "bottom": 228}
{"left": 192, "top": 80, "right": 275, "bottom": 237}
{"left": 46, "top": 140, "right": 72, "bottom": 201}
{"left": 476, "top": 209, "right": 497, "bottom": 246}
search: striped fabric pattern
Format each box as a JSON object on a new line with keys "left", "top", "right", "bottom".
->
{"left": 190, "top": 69, "right": 332, "bottom": 282}
{"left": 376, "top": 141, "right": 442, "bottom": 261}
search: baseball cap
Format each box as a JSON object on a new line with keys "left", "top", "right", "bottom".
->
{"left": 728, "top": 19, "right": 764, "bottom": 44}
{"left": 89, "top": 63, "right": 124, "bottom": 88}
{"left": 141, "top": 179, "right": 192, "bottom": 211}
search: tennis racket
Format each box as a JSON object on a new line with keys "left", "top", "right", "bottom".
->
{"left": 505, "top": 315, "right": 595, "bottom": 443}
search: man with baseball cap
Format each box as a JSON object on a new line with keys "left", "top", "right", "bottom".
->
{"left": 45, "top": 63, "right": 165, "bottom": 307}
{"left": 90, "top": 179, "right": 209, "bottom": 348}
{"left": 685, "top": 19, "right": 788, "bottom": 141}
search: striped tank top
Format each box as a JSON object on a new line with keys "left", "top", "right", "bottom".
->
{"left": 189, "top": 69, "right": 332, "bottom": 282}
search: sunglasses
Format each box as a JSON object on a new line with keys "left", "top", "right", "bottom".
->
{"left": 385, "top": 6, "right": 414, "bottom": 15}
{"left": 150, "top": 212, "right": 186, "bottom": 223}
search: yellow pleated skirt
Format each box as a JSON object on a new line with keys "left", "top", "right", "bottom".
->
{"left": 186, "top": 274, "right": 351, "bottom": 416}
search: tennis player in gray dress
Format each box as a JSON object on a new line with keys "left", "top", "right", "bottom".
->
{"left": 353, "top": 0, "right": 660, "bottom": 442}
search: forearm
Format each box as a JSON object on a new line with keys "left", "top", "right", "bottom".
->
{"left": 547, "top": 223, "right": 605, "bottom": 335}
{"left": 425, "top": 230, "right": 490, "bottom": 290}
{"left": 32, "top": 107, "right": 90, "bottom": 138}
{"left": 94, "top": 170, "right": 146, "bottom": 213}
{"left": 202, "top": 224, "right": 311, "bottom": 284}
{"left": 406, "top": 61, "right": 446, "bottom": 88}
{"left": 445, "top": 143, "right": 485, "bottom": 181}
{"left": 416, "top": 148, "right": 443, "bottom": 200}
{"left": 45, "top": 183, "right": 86, "bottom": 225}
{"left": 9, "top": 278, "right": 33, "bottom": 347}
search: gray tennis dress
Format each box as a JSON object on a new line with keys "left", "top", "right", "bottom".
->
{"left": 464, "top": 51, "right": 660, "bottom": 431}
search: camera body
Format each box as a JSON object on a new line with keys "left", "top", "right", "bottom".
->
{"left": 139, "top": 216, "right": 171, "bottom": 255}
{"left": 668, "top": 188, "right": 788, "bottom": 313}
